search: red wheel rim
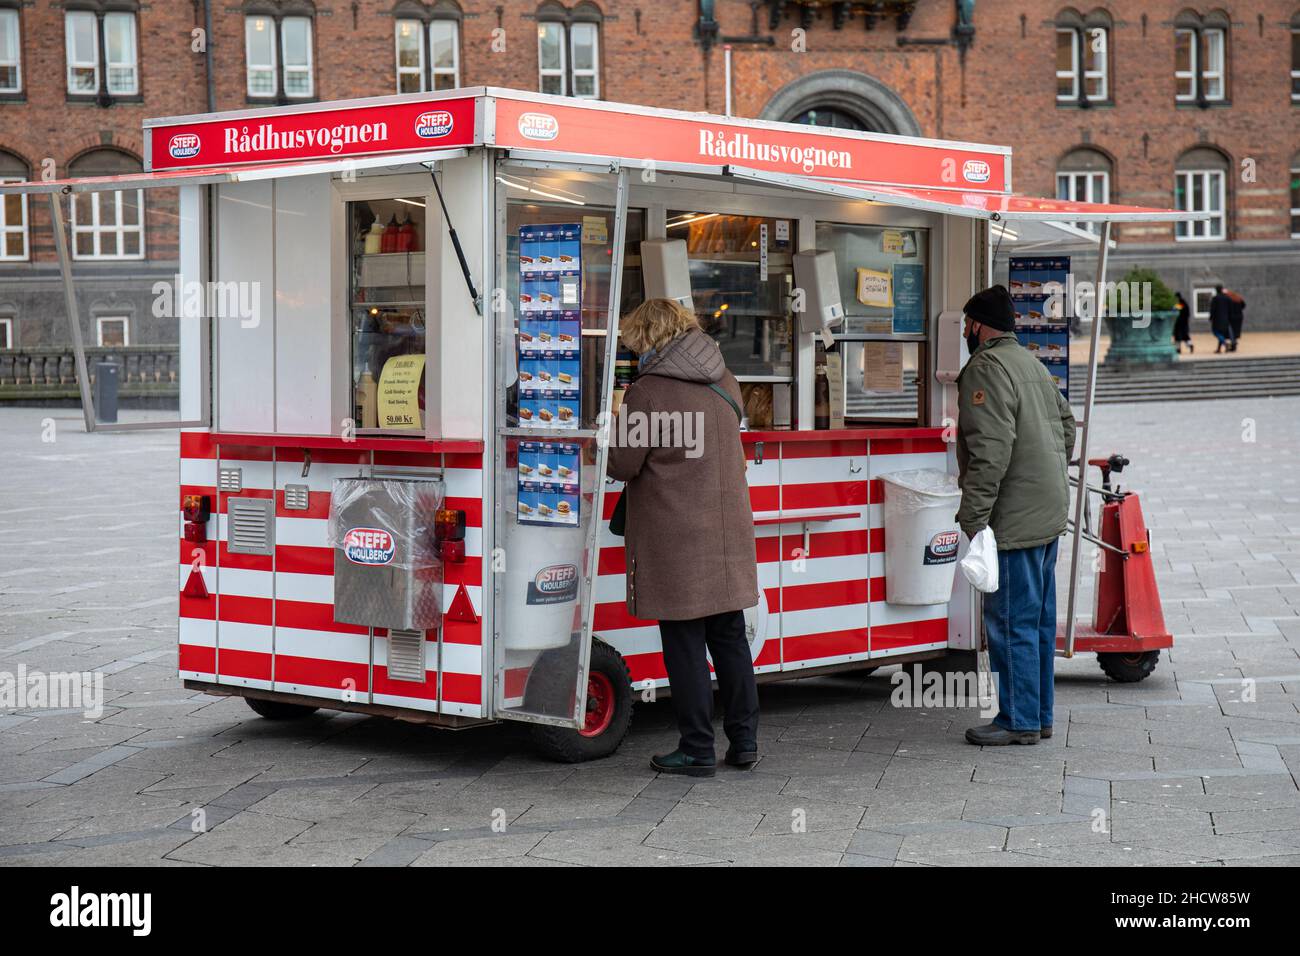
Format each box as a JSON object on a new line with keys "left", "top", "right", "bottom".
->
{"left": 579, "top": 671, "right": 615, "bottom": 738}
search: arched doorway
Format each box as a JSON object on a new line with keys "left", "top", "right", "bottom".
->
{"left": 761, "top": 69, "right": 922, "bottom": 137}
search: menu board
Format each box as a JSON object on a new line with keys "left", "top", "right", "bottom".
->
{"left": 518, "top": 223, "right": 582, "bottom": 430}
{"left": 1009, "top": 256, "right": 1070, "bottom": 399}
{"left": 517, "top": 441, "right": 581, "bottom": 526}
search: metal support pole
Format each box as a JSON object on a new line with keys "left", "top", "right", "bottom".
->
{"left": 49, "top": 192, "right": 97, "bottom": 433}
{"left": 1064, "top": 219, "right": 1112, "bottom": 656}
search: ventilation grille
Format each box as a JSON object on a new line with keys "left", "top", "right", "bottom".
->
{"left": 218, "top": 468, "right": 242, "bottom": 492}
{"left": 387, "top": 629, "right": 426, "bottom": 682}
{"left": 283, "top": 484, "right": 310, "bottom": 511}
{"left": 227, "top": 497, "right": 274, "bottom": 556}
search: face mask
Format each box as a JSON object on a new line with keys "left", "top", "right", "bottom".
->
{"left": 966, "top": 328, "right": 982, "bottom": 357}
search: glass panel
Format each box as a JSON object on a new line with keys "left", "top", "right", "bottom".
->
{"left": 430, "top": 20, "right": 457, "bottom": 71}
{"left": 75, "top": 231, "right": 93, "bottom": 256}
{"left": 0, "top": 10, "right": 17, "bottom": 62}
{"left": 349, "top": 197, "right": 427, "bottom": 434}
{"left": 5, "top": 232, "right": 23, "bottom": 257}
{"left": 396, "top": 20, "right": 423, "bottom": 69}
{"left": 282, "top": 18, "right": 310, "bottom": 65}
{"left": 433, "top": 73, "right": 457, "bottom": 91}
{"left": 814, "top": 221, "right": 929, "bottom": 337}
{"left": 841, "top": 340, "right": 922, "bottom": 422}
{"left": 100, "top": 193, "right": 118, "bottom": 227}
{"left": 540, "top": 73, "right": 563, "bottom": 95}
{"left": 570, "top": 22, "right": 596, "bottom": 70}
{"left": 122, "top": 231, "right": 140, "bottom": 256}
{"left": 668, "top": 212, "right": 795, "bottom": 378}
{"left": 538, "top": 22, "right": 563, "bottom": 69}
{"left": 121, "top": 190, "right": 141, "bottom": 226}
{"left": 505, "top": 191, "right": 643, "bottom": 429}
{"left": 1055, "top": 29, "right": 1076, "bottom": 98}
{"left": 3, "top": 193, "right": 22, "bottom": 223}
{"left": 0, "top": 66, "right": 16, "bottom": 91}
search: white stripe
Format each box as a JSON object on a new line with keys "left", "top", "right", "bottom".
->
{"left": 781, "top": 603, "right": 869, "bottom": 639}
{"left": 780, "top": 454, "right": 862, "bottom": 486}
{"left": 275, "top": 626, "right": 368, "bottom": 665}
{"left": 370, "top": 690, "right": 438, "bottom": 713}
{"left": 216, "top": 621, "right": 272, "bottom": 653}
{"left": 868, "top": 451, "right": 949, "bottom": 476}
{"left": 781, "top": 650, "right": 871, "bottom": 670}
{"left": 214, "top": 675, "right": 273, "bottom": 691}
{"left": 207, "top": 565, "right": 273, "bottom": 599}
{"left": 179, "top": 617, "right": 215, "bottom": 648}
{"left": 179, "top": 669, "right": 215, "bottom": 681}
{"left": 871, "top": 640, "right": 947, "bottom": 659}
{"left": 181, "top": 458, "right": 218, "bottom": 486}
{"left": 218, "top": 459, "right": 274, "bottom": 490}
{"left": 275, "top": 570, "right": 333, "bottom": 604}
{"left": 439, "top": 641, "right": 482, "bottom": 675}
{"left": 872, "top": 601, "right": 950, "bottom": 625}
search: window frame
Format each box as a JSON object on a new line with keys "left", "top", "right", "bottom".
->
{"left": 429, "top": 18, "right": 459, "bottom": 90}
{"left": 1191, "top": 287, "right": 1215, "bottom": 320}
{"left": 0, "top": 173, "right": 28, "bottom": 261}
{"left": 537, "top": 20, "right": 567, "bottom": 95}
{"left": 244, "top": 14, "right": 278, "bottom": 98}
{"left": 65, "top": 9, "right": 99, "bottom": 95}
{"left": 1175, "top": 27, "right": 1198, "bottom": 101}
{"left": 96, "top": 315, "right": 130, "bottom": 347}
{"left": 1055, "top": 27, "right": 1080, "bottom": 102}
{"left": 1176, "top": 23, "right": 1228, "bottom": 104}
{"left": 1081, "top": 25, "right": 1108, "bottom": 101}
{"left": 1056, "top": 166, "right": 1111, "bottom": 235}
{"left": 568, "top": 20, "right": 599, "bottom": 99}
{"left": 70, "top": 188, "right": 146, "bottom": 261}
{"left": 0, "top": 7, "right": 22, "bottom": 95}
{"left": 1174, "top": 167, "right": 1226, "bottom": 242}
{"left": 0, "top": 316, "right": 11, "bottom": 349}
{"left": 1200, "top": 27, "right": 1225, "bottom": 101}
{"left": 102, "top": 10, "right": 138, "bottom": 96}
{"left": 1292, "top": 27, "right": 1300, "bottom": 103}
{"left": 1290, "top": 163, "right": 1300, "bottom": 238}
{"left": 394, "top": 18, "right": 426, "bottom": 93}
{"left": 279, "top": 14, "right": 313, "bottom": 99}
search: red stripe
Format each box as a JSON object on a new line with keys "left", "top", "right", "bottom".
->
{"left": 217, "top": 594, "right": 273, "bottom": 626}
{"left": 372, "top": 667, "right": 438, "bottom": 701}
{"left": 441, "top": 671, "right": 482, "bottom": 704}
{"left": 443, "top": 619, "right": 482, "bottom": 645}
{"left": 217, "top": 443, "right": 275, "bottom": 462}
{"left": 869, "top": 437, "right": 948, "bottom": 456}
{"left": 180, "top": 592, "right": 215, "bottom": 620}
{"left": 217, "top": 487, "right": 274, "bottom": 514}
{"left": 782, "top": 481, "right": 867, "bottom": 510}
{"left": 180, "top": 539, "right": 218, "bottom": 568}
{"left": 180, "top": 431, "right": 216, "bottom": 459}
{"left": 275, "top": 489, "right": 332, "bottom": 520}
{"left": 275, "top": 654, "right": 369, "bottom": 693}
{"left": 217, "top": 647, "right": 273, "bottom": 681}
{"left": 443, "top": 452, "right": 484, "bottom": 471}
{"left": 781, "top": 528, "right": 868, "bottom": 561}
{"left": 217, "top": 545, "right": 272, "bottom": 573}
{"left": 276, "top": 599, "right": 368, "bottom": 634}
{"left": 780, "top": 578, "right": 867, "bottom": 612}
{"left": 872, "top": 617, "right": 948, "bottom": 650}
{"left": 178, "top": 643, "right": 215, "bottom": 674}
{"left": 276, "top": 545, "right": 333, "bottom": 575}
{"left": 783, "top": 628, "right": 869, "bottom": 662}
{"left": 444, "top": 495, "right": 483, "bottom": 528}
{"left": 273, "top": 447, "right": 371, "bottom": 466}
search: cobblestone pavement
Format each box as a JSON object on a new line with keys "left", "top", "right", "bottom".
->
{"left": 2, "top": 401, "right": 1299, "bottom": 867}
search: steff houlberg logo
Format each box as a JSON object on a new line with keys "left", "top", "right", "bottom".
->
{"left": 517, "top": 112, "right": 560, "bottom": 141}
{"left": 50, "top": 886, "right": 151, "bottom": 936}
{"left": 342, "top": 527, "right": 396, "bottom": 566}
{"left": 526, "top": 563, "right": 578, "bottom": 605}
{"left": 168, "top": 133, "right": 201, "bottom": 160}
{"left": 414, "top": 109, "right": 454, "bottom": 139}
{"left": 962, "top": 159, "right": 991, "bottom": 184}
{"left": 924, "top": 529, "right": 961, "bottom": 565}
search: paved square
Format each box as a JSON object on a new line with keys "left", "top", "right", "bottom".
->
{"left": 2, "top": 401, "right": 1298, "bottom": 866}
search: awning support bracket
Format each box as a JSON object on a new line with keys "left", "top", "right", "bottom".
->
{"left": 429, "top": 166, "right": 481, "bottom": 315}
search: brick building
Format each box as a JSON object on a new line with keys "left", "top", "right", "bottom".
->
{"left": 0, "top": 0, "right": 1297, "bottom": 352}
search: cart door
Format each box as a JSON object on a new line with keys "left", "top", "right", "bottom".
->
{"left": 490, "top": 166, "right": 631, "bottom": 729}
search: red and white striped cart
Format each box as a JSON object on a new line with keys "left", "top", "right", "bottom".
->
{"left": 4, "top": 88, "right": 1196, "bottom": 760}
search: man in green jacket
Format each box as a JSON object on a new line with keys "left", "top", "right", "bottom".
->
{"left": 956, "top": 285, "right": 1076, "bottom": 746}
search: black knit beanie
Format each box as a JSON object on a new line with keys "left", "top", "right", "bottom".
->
{"left": 962, "top": 285, "right": 1017, "bottom": 332}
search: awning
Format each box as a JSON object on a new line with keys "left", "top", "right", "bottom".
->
{"left": 0, "top": 148, "right": 468, "bottom": 194}
{"left": 992, "top": 219, "right": 1117, "bottom": 252}
{"left": 725, "top": 165, "right": 1204, "bottom": 223}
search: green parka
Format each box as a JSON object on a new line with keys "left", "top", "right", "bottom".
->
{"left": 955, "top": 333, "right": 1077, "bottom": 549}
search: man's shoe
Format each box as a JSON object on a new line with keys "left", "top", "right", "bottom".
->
{"left": 965, "top": 723, "right": 1039, "bottom": 746}
{"left": 650, "top": 750, "right": 716, "bottom": 777}
{"left": 1040, "top": 726, "right": 1053, "bottom": 740}
{"left": 724, "top": 746, "right": 759, "bottom": 768}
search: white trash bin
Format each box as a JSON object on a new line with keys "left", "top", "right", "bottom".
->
{"left": 880, "top": 469, "right": 963, "bottom": 605}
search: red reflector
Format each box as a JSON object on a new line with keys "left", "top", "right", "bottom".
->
{"left": 446, "top": 583, "right": 478, "bottom": 623}
{"left": 439, "top": 539, "right": 466, "bottom": 563}
{"left": 182, "top": 566, "right": 209, "bottom": 599}
{"left": 183, "top": 521, "right": 206, "bottom": 543}
{"left": 435, "top": 508, "right": 466, "bottom": 541}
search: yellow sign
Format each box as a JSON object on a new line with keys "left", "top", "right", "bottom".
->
{"left": 581, "top": 215, "right": 608, "bottom": 244}
{"left": 377, "top": 354, "right": 425, "bottom": 430}
{"left": 856, "top": 268, "right": 893, "bottom": 308}
{"left": 882, "top": 231, "right": 906, "bottom": 254}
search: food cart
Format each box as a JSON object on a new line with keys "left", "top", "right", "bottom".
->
{"left": 5, "top": 88, "right": 1198, "bottom": 760}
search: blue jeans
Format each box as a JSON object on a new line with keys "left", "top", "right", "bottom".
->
{"left": 984, "top": 539, "right": 1058, "bottom": 732}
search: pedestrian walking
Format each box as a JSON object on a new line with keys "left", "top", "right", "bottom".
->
{"left": 1173, "top": 292, "right": 1192, "bottom": 354}
{"left": 1208, "top": 284, "right": 1235, "bottom": 353}
{"left": 1226, "top": 289, "right": 1246, "bottom": 351}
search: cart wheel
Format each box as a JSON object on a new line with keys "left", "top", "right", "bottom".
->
{"left": 1097, "top": 651, "right": 1160, "bottom": 683}
{"left": 245, "top": 697, "right": 319, "bottom": 720}
{"left": 527, "top": 641, "right": 633, "bottom": 763}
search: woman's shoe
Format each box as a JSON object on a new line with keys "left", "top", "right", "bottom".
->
{"left": 650, "top": 750, "right": 716, "bottom": 777}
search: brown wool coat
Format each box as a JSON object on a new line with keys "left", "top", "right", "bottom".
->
{"left": 606, "top": 329, "right": 759, "bottom": 622}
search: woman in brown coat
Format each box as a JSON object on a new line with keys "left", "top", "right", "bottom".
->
{"left": 607, "top": 299, "right": 760, "bottom": 777}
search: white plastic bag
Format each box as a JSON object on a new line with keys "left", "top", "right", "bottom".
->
{"left": 960, "top": 527, "right": 999, "bottom": 593}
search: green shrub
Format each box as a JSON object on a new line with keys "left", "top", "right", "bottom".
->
{"left": 1116, "top": 266, "right": 1177, "bottom": 313}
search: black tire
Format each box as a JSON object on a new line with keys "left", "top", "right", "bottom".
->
{"left": 527, "top": 640, "right": 633, "bottom": 763}
{"left": 1097, "top": 650, "right": 1160, "bottom": 683}
{"left": 245, "top": 697, "right": 319, "bottom": 720}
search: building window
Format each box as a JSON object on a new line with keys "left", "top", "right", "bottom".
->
{"left": 0, "top": 152, "right": 28, "bottom": 261}
{"left": 1290, "top": 158, "right": 1300, "bottom": 238}
{"left": 1292, "top": 23, "right": 1300, "bottom": 102}
{"left": 537, "top": 5, "right": 600, "bottom": 99}
{"left": 1192, "top": 286, "right": 1215, "bottom": 320}
{"left": 67, "top": 149, "right": 144, "bottom": 261}
{"left": 65, "top": 11, "right": 98, "bottom": 94}
{"left": 394, "top": 14, "right": 460, "bottom": 93}
{"left": 1175, "top": 148, "right": 1228, "bottom": 241}
{"left": 1055, "top": 14, "right": 1109, "bottom": 104}
{"left": 65, "top": 7, "right": 138, "bottom": 98}
{"left": 245, "top": 8, "right": 314, "bottom": 101}
{"left": 1056, "top": 148, "right": 1112, "bottom": 234}
{"left": 1175, "top": 18, "right": 1227, "bottom": 103}
{"left": 97, "top": 315, "right": 129, "bottom": 347}
{"left": 0, "top": 316, "right": 11, "bottom": 349}
{"left": 0, "top": 7, "right": 21, "bottom": 94}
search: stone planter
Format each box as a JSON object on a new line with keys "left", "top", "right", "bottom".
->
{"left": 1102, "top": 309, "right": 1178, "bottom": 365}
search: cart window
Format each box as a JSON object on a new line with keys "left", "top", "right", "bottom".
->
{"left": 504, "top": 197, "right": 643, "bottom": 429}
{"left": 348, "top": 197, "right": 426, "bottom": 434}
{"left": 815, "top": 223, "right": 928, "bottom": 336}
{"left": 839, "top": 340, "right": 925, "bottom": 423}
{"left": 668, "top": 211, "right": 795, "bottom": 381}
